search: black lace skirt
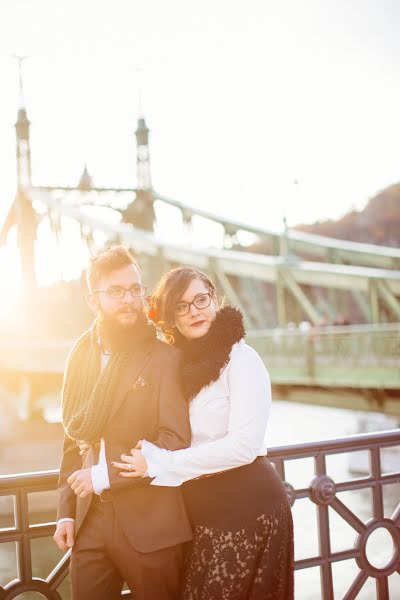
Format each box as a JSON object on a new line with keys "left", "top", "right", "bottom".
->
{"left": 180, "top": 457, "right": 294, "bottom": 600}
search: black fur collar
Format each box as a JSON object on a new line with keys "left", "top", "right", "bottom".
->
{"left": 175, "top": 306, "right": 245, "bottom": 401}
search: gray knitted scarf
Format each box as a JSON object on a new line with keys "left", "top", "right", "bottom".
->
{"left": 61, "top": 314, "right": 155, "bottom": 444}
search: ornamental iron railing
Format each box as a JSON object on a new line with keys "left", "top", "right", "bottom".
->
{"left": 0, "top": 429, "right": 399, "bottom": 599}
{"left": 268, "top": 429, "right": 400, "bottom": 599}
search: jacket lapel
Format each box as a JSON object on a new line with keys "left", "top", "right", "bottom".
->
{"left": 107, "top": 339, "right": 154, "bottom": 422}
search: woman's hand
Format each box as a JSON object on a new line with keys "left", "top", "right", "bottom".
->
{"left": 111, "top": 443, "right": 148, "bottom": 478}
{"left": 78, "top": 441, "right": 90, "bottom": 456}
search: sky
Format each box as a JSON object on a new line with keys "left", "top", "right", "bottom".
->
{"left": 1, "top": 0, "right": 400, "bottom": 234}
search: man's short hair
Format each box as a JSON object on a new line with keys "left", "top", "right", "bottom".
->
{"left": 86, "top": 245, "right": 141, "bottom": 292}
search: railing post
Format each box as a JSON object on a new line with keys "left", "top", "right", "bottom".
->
{"left": 376, "top": 576, "right": 390, "bottom": 600}
{"left": 314, "top": 454, "right": 334, "bottom": 600}
{"left": 370, "top": 446, "right": 384, "bottom": 520}
{"left": 15, "top": 488, "right": 32, "bottom": 584}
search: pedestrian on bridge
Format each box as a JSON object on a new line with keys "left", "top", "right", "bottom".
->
{"left": 113, "top": 266, "right": 294, "bottom": 600}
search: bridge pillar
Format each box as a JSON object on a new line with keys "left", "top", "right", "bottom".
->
{"left": 15, "top": 189, "right": 37, "bottom": 290}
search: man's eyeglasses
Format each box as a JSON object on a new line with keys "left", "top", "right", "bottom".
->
{"left": 174, "top": 293, "right": 212, "bottom": 317}
{"left": 92, "top": 285, "right": 147, "bottom": 300}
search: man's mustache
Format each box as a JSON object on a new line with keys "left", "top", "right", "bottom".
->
{"left": 117, "top": 306, "right": 140, "bottom": 314}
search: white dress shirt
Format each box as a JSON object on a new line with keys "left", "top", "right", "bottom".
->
{"left": 141, "top": 339, "right": 271, "bottom": 487}
{"left": 90, "top": 351, "right": 111, "bottom": 494}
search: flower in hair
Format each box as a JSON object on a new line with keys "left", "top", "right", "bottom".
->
{"left": 146, "top": 296, "right": 158, "bottom": 321}
{"left": 148, "top": 307, "right": 159, "bottom": 321}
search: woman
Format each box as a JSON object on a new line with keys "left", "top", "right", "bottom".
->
{"left": 112, "top": 266, "right": 294, "bottom": 600}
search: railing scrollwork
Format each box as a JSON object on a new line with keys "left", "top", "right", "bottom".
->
{"left": 1, "top": 430, "right": 399, "bottom": 599}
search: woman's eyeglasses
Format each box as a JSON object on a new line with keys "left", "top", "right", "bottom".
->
{"left": 174, "top": 293, "right": 212, "bottom": 317}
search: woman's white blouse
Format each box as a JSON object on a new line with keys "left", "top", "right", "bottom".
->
{"left": 141, "top": 339, "right": 271, "bottom": 487}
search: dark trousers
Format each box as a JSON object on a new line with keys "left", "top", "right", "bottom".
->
{"left": 70, "top": 497, "right": 183, "bottom": 600}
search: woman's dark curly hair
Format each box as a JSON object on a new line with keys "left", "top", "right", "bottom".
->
{"left": 149, "top": 266, "right": 217, "bottom": 343}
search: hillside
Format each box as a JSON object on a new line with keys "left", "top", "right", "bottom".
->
{"left": 295, "top": 183, "right": 400, "bottom": 247}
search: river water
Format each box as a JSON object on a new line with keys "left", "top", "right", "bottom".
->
{"left": 0, "top": 400, "right": 399, "bottom": 599}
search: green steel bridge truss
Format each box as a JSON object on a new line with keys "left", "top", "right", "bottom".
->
{"left": 1, "top": 185, "right": 399, "bottom": 413}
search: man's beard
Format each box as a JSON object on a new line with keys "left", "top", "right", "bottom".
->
{"left": 97, "top": 307, "right": 147, "bottom": 354}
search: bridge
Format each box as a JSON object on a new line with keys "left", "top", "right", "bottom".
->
{"left": 0, "top": 69, "right": 399, "bottom": 417}
{"left": 19, "top": 185, "right": 400, "bottom": 329}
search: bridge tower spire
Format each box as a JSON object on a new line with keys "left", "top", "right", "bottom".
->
{"left": 14, "top": 56, "right": 32, "bottom": 190}
{"left": 135, "top": 67, "right": 152, "bottom": 192}
{"left": 11, "top": 56, "right": 37, "bottom": 289}
{"left": 122, "top": 75, "right": 155, "bottom": 231}
{"left": 135, "top": 113, "right": 152, "bottom": 192}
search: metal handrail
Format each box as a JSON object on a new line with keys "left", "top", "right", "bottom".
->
{"left": 31, "top": 185, "right": 400, "bottom": 264}
{"left": 1, "top": 430, "right": 399, "bottom": 599}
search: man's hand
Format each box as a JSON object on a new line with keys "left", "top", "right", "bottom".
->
{"left": 78, "top": 440, "right": 91, "bottom": 457}
{"left": 53, "top": 521, "right": 74, "bottom": 551}
{"left": 67, "top": 468, "right": 94, "bottom": 497}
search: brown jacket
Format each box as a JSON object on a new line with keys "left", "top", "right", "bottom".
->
{"left": 57, "top": 336, "right": 192, "bottom": 553}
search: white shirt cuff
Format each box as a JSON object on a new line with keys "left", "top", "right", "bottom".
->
{"left": 57, "top": 517, "right": 75, "bottom": 524}
{"left": 141, "top": 440, "right": 182, "bottom": 487}
{"left": 91, "top": 463, "right": 110, "bottom": 494}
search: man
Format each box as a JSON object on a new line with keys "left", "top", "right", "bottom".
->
{"left": 53, "top": 246, "right": 192, "bottom": 600}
